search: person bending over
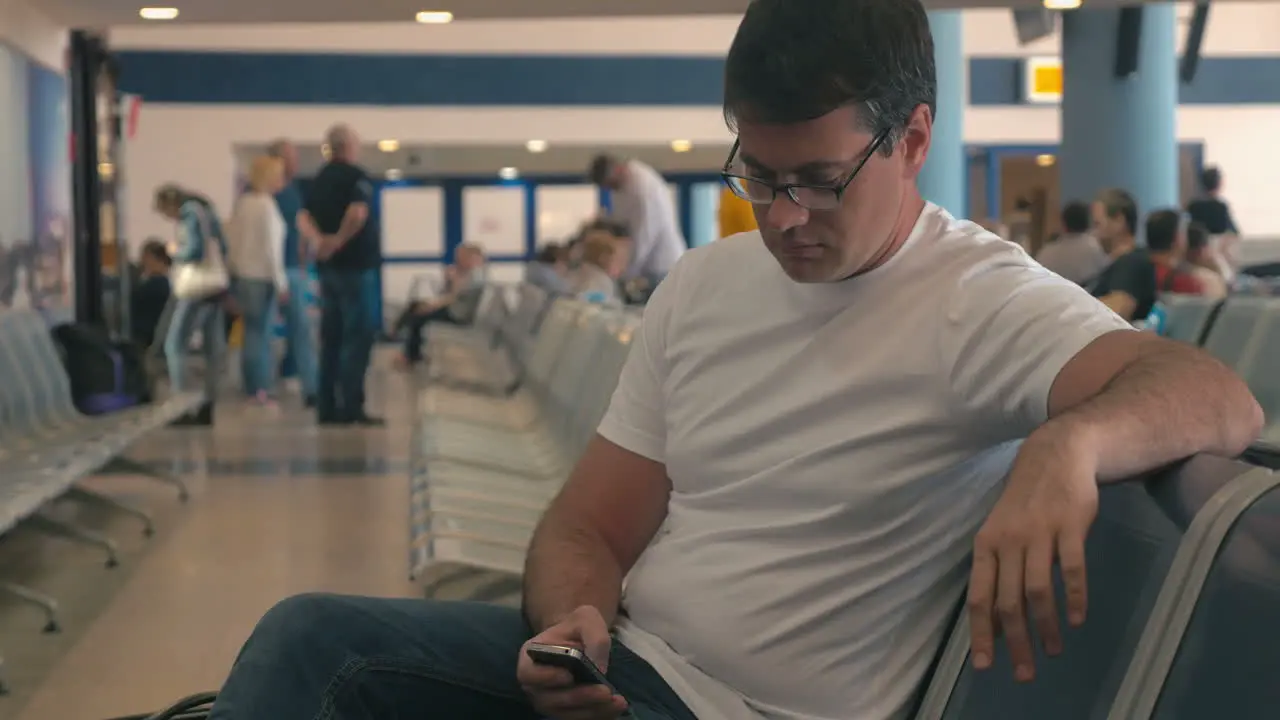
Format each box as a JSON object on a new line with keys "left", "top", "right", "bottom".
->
{"left": 395, "top": 243, "right": 487, "bottom": 368}
{"left": 207, "top": 2, "right": 1262, "bottom": 719}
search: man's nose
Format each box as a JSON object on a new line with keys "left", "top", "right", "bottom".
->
{"left": 763, "top": 194, "right": 809, "bottom": 232}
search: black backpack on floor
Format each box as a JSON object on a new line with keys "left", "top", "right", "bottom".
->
{"left": 51, "top": 323, "right": 154, "bottom": 414}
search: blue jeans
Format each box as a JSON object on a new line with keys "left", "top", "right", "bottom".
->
{"left": 316, "top": 268, "right": 377, "bottom": 422}
{"left": 164, "top": 296, "right": 225, "bottom": 402}
{"left": 282, "top": 268, "right": 318, "bottom": 397}
{"left": 235, "top": 279, "right": 278, "bottom": 396}
{"left": 208, "top": 594, "right": 696, "bottom": 720}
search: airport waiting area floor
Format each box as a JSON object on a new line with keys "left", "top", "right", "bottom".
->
{"left": 0, "top": 350, "right": 509, "bottom": 720}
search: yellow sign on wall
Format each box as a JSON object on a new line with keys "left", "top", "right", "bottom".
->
{"left": 1025, "top": 56, "right": 1062, "bottom": 103}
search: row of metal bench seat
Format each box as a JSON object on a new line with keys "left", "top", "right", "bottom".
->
{"left": 410, "top": 284, "right": 1280, "bottom": 719}
{"left": 0, "top": 310, "right": 203, "bottom": 692}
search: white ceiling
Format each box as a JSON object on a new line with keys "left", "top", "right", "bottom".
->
{"left": 46, "top": 0, "right": 1058, "bottom": 26}
{"left": 236, "top": 143, "right": 734, "bottom": 178}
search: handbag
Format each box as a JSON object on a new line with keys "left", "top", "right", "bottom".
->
{"left": 172, "top": 204, "right": 229, "bottom": 301}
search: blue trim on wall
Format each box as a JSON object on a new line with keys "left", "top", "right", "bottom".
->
{"left": 115, "top": 50, "right": 1280, "bottom": 106}
{"left": 969, "top": 56, "right": 1280, "bottom": 106}
{"left": 115, "top": 51, "right": 724, "bottom": 106}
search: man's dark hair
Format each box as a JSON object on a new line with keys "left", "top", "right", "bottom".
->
{"left": 1200, "top": 166, "right": 1222, "bottom": 193}
{"left": 141, "top": 238, "right": 172, "bottom": 266}
{"left": 1186, "top": 220, "right": 1210, "bottom": 252}
{"left": 723, "top": 0, "right": 936, "bottom": 156}
{"left": 1095, "top": 188, "right": 1138, "bottom": 236}
{"left": 588, "top": 154, "right": 618, "bottom": 185}
{"left": 1061, "top": 201, "right": 1091, "bottom": 234}
{"left": 1145, "top": 209, "right": 1183, "bottom": 253}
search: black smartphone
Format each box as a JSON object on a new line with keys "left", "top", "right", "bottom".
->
{"left": 525, "top": 642, "right": 618, "bottom": 692}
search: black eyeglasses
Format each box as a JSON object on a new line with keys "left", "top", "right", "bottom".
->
{"left": 720, "top": 127, "right": 893, "bottom": 211}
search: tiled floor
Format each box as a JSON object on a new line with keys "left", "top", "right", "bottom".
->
{"left": 0, "top": 355, "right": 504, "bottom": 720}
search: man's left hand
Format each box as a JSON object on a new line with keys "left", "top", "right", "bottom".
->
{"left": 967, "top": 423, "right": 1100, "bottom": 683}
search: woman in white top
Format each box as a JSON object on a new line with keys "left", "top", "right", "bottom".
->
{"left": 227, "top": 155, "right": 288, "bottom": 404}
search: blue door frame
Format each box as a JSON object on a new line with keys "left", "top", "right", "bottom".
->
{"left": 969, "top": 142, "right": 1206, "bottom": 220}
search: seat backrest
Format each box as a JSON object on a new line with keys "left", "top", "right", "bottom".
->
{"left": 915, "top": 454, "right": 1259, "bottom": 720}
{"left": 522, "top": 300, "right": 583, "bottom": 394}
{"left": 1201, "top": 296, "right": 1271, "bottom": 371}
{"left": 503, "top": 283, "right": 550, "bottom": 362}
{"left": 562, "top": 313, "right": 637, "bottom": 457}
{"left": 544, "top": 305, "right": 611, "bottom": 432}
{"left": 1234, "top": 302, "right": 1280, "bottom": 425}
{"left": 10, "top": 313, "right": 83, "bottom": 427}
{"left": 1117, "top": 472, "right": 1280, "bottom": 719}
{"left": 1160, "top": 294, "right": 1222, "bottom": 345}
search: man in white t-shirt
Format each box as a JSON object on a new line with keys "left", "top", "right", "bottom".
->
{"left": 207, "top": 2, "right": 1262, "bottom": 719}
{"left": 589, "top": 154, "right": 686, "bottom": 285}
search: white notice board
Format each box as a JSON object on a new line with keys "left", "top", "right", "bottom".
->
{"left": 380, "top": 186, "right": 444, "bottom": 257}
{"left": 535, "top": 185, "right": 598, "bottom": 246}
{"left": 463, "top": 185, "right": 527, "bottom": 256}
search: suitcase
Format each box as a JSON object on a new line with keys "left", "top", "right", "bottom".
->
{"left": 104, "top": 691, "right": 216, "bottom": 720}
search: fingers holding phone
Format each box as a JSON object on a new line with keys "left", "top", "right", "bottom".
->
{"left": 518, "top": 605, "right": 627, "bottom": 719}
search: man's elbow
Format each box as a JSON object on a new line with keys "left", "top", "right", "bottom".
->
{"left": 1229, "top": 391, "right": 1266, "bottom": 454}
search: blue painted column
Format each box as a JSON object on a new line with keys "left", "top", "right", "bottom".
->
{"left": 918, "top": 10, "right": 966, "bottom": 217}
{"left": 1060, "top": 3, "right": 1178, "bottom": 232}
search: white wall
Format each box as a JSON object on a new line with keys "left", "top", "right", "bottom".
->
{"left": 0, "top": 0, "right": 64, "bottom": 69}
{"left": 116, "top": 5, "right": 1280, "bottom": 269}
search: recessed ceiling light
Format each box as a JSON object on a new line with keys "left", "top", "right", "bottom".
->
{"left": 386, "top": 168, "right": 403, "bottom": 180}
{"left": 498, "top": 167, "right": 519, "bottom": 180}
{"left": 139, "top": 7, "right": 179, "bottom": 20}
{"left": 1035, "top": 154, "right": 1056, "bottom": 167}
{"left": 415, "top": 10, "right": 454, "bottom": 24}
{"left": 377, "top": 139, "right": 400, "bottom": 153}
{"left": 670, "top": 139, "right": 693, "bottom": 153}
{"left": 1042, "top": 0, "right": 1081, "bottom": 9}
{"left": 526, "top": 139, "right": 548, "bottom": 153}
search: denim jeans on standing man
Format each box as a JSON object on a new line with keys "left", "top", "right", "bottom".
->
{"left": 207, "top": 594, "right": 697, "bottom": 720}
{"left": 316, "top": 267, "right": 378, "bottom": 423}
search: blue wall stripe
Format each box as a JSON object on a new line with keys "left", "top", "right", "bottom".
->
{"left": 969, "top": 56, "right": 1280, "bottom": 106}
{"left": 115, "top": 50, "right": 1280, "bottom": 106}
{"left": 115, "top": 51, "right": 724, "bottom": 106}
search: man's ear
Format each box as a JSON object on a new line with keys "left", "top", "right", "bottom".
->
{"left": 900, "top": 104, "right": 933, "bottom": 181}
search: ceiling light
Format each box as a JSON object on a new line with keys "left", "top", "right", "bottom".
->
{"left": 1042, "top": 0, "right": 1081, "bottom": 9}
{"left": 415, "top": 10, "right": 454, "bottom": 23}
{"left": 526, "top": 139, "right": 548, "bottom": 153}
{"left": 670, "top": 139, "right": 693, "bottom": 153}
{"left": 386, "top": 168, "right": 403, "bottom": 181}
{"left": 498, "top": 167, "right": 519, "bottom": 180}
{"left": 139, "top": 7, "right": 179, "bottom": 20}
{"left": 377, "top": 139, "right": 400, "bottom": 153}
{"left": 1035, "top": 154, "right": 1056, "bottom": 167}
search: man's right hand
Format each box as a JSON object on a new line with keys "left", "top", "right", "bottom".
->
{"left": 517, "top": 605, "right": 628, "bottom": 719}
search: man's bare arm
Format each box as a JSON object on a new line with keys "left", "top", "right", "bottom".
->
{"left": 316, "top": 203, "right": 369, "bottom": 260}
{"left": 297, "top": 210, "right": 321, "bottom": 245}
{"left": 522, "top": 435, "right": 670, "bottom": 632}
{"left": 1042, "top": 330, "right": 1263, "bottom": 481}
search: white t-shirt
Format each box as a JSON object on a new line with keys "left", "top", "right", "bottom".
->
{"left": 609, "top": 159, "right": 687, "bottom": 280}
{"left": 598, "top": 203, "right": 1133, "bottom": 720}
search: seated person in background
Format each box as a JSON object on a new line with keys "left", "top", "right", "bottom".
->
{"left": 1035, "top": 200, "right": 1110, "bottom": 286}
{"left": 395, "top": 243, "right": 487, "bottom": 368}
{"left": 1185, "top": 221, "right": 1229, "bottom": 299}
{"left": 1186, "top": 166, "right": 1238, "bottom": 236}
{"left": 1145, "top": 209, "right": 1204, "bottom": 296}
{"left": 1089, "top": 187, "right": 1156, "bottom": 322}
{"left": 571, "top": 234, "right": 626, "bottom": 304}
{"left": 525, "top": 242, "right": 572, "bottom": 295}
{"left": 131, "top": 239, "right": 173, "bottom": 349}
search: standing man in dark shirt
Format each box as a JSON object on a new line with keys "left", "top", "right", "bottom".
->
{"left": 1186, "top": 166, "right": 1238, "bottom": 236}
{"left": 268, "top": 139, "right": 318, "bottom": 407}
{"left": 298, "top": 125, "right": 383, "bottom": 426}
{"left": 1089, "top": 187, "right": 1157, "bottom": 323}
